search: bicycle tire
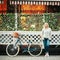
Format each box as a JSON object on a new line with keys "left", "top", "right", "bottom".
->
{"left": 6, "top": 44, "right": 20, "bottom": 57}
{"left": 28, "top": 44, "right": 42, "bottom": 56}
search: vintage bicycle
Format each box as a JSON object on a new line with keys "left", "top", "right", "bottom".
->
{"left": 6, "top": 32, "right": 43, "bottom": 57}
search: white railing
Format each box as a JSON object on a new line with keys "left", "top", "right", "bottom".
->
{"left": 0, "top": 31, "right": 60, "bottom": 45}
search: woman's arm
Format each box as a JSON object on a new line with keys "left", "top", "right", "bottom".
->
{"left": 49, "top": 28, "right": 52, "bottom": 40}
{"left": 41, "top": 28, "right": 44, "bottom": 40}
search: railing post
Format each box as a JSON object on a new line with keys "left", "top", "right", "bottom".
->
{"left": 42, "top": 14, "right": 45, "bottom": 23}
{"left": 15, "top": 5, "right": 17, "bottom": 31}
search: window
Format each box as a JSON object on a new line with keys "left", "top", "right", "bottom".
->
{"left": 0, "top": 13, "right": 60, "bottom": 31}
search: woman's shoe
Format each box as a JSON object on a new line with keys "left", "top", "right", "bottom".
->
{"left": 45, "top": 52, "right": 49, "bottom": 57}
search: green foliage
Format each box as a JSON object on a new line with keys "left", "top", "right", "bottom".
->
{"left": 18, "top": 14, "right": 43, "bottom": 31}
{"left": 0, "top": 13, "right": 15, "bottom": 31}
{"left": 0, "top": 13, "right": 60, "bottom": 31}
{"left": 44, "top": 13, "right": 60, "bottom": 31}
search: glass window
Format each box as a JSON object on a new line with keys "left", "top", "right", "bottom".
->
{"left": 0, "top": 13, "right": 60, "bottom": 31}
{"left": 0, "top": 13, "right": 15, "bottom": 31}
{"left": 17, "top": 14, "right": 43, "bottom": 31}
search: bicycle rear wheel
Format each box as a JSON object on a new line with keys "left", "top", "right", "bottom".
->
{"left": 6, "top": 44, "right": 19, "bottom": 57}
{"left": 28, "top": 44, "right": 42, "bottom": 56}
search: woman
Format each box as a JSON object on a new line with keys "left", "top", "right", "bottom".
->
{"left": 41, "top": 23, "right": 52, "bottom": 56}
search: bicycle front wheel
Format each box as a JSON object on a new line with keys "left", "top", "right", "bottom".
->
{"left": 28, "top": 44, "right": 42, "bottom": 56}
{"left": 6, "top": 44, "right": 20, "bottom": 57}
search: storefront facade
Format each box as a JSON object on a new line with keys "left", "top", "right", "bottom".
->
{"left": 0, "top": 0, "right": 60, "bottom": 55}
{"left": 0, "top": 0, "right": 60, "bottom": 31}
{"left": 0, "top": 0, "right": 60, "bottom": 13}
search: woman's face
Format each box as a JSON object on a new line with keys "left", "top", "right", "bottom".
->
{"left": 44, "top": 23, "right": 49, "bottom": 28}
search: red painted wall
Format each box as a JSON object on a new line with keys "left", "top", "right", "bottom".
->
{"left": 0, "top": 0, "right": 7, "bottom": 14}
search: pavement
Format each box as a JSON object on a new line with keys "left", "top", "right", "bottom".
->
{"left": 0, "top": 55, "right": 60, "bottom": 60}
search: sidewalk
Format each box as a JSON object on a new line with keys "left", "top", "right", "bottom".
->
{"left": 0, "top": 56, "right": 60, "bottom": 60}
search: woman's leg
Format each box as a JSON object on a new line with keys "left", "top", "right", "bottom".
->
{"left": 43, "top": 38, "right": 50, "bottom": 56}
{"left": 46, "top": 40, "right": 50, "bottom": 53}
{"left": 43, "top": 39, "right": 47, "bottom": 53}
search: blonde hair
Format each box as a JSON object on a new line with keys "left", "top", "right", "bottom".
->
{"left": 43, "top": 22, "right": 49, "bottom": 28}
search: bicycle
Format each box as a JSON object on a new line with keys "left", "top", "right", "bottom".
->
{"left": 6, "top": 33, "right": 42, "bottom": 57}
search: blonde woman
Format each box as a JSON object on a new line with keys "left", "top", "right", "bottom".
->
{"left": 41, "top": 23, "right": 52, "bottom": 56}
